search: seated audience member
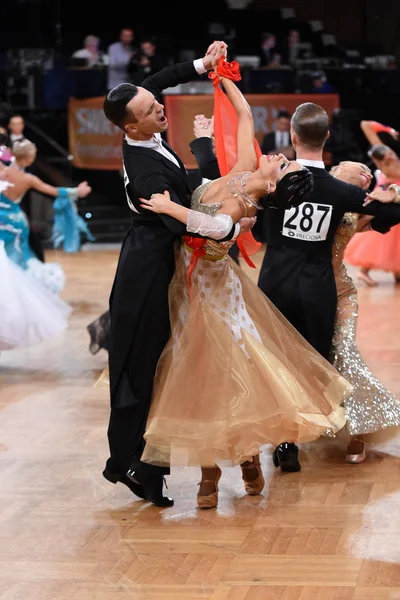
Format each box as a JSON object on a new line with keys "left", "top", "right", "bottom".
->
{"left": 128, "top": 37, "right": 171, "bottom": 84}
{"left": 258, "top": 32, "right": 281, "bottom": 68}
{"left": 280, "top": 29, "right": 301, "bottom": 65}
{"left": 72, "top": 35, "right": 106, "bottom": 67}
{"left": 8, "top": 114, "right": 26, "bottom": 149}
{"left": 312, "top": 71, "right": 337, "bottom": 93}
{"left": 0, "top": 127, "right": 13, "bottom": 165}
{"left": 261, "top": 110, "right": 294, "bottom": 158}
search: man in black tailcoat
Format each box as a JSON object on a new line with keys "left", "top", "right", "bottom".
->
{"left": 102, "top": 41, "right": 254, "bottom": 506}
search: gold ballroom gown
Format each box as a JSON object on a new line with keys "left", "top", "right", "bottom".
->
{"left": 141, "top": 182, "right": 352, "bottom": 468}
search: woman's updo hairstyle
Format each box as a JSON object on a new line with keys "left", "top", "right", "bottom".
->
{"left": 261, "top": 167, "right": 314, "bottom": 210}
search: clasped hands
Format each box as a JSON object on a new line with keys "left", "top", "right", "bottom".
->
{"left": 202, "top": 40, "right": 228, "bottom": 72}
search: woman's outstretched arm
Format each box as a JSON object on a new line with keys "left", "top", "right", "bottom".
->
{"left": 360, "top": 120, "right": 398, "bottom": 147}
{"left": 27, "top": 174, "right": 91, "bottom": 198}
{"left": 217, "top": 71, "right": 257, "bottom": 174}
{"left": 140, "top": 191, "right": 254, "bottom": 240}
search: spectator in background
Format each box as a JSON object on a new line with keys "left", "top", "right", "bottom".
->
{"left": 311, "top": 71, "right": 337, "bottom": 93}
{"left": 288, "top": 29, "right": 301, "bottom": 63}
{"left": 261, "top": 110, "right": 294, "bottom": 159}
{"left": 258, "top": 110, "right": 294, "bottom": 244}
{"left": 128, "top": 37, "right": 170, "bottom": 84}
{"left": 279, "top": 29, "right": 301, "bottom": 65}
{"left": 8, "top": 115, "right": 26, "bottom": 149}
{"left": 107, "top": 28, "right": 137, "bottom": 90}
{"left": 72, "top": 35, "right": 106, "bottom": 68}
{"left": 258, "top": 32, "right": 281, "bottom": 68}
{"left": 0, "top": 127, "right": 13, "bottom": 165}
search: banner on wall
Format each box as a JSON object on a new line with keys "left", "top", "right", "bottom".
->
{"left": 165, "top": 93, "right": 340, "bottom": 170}
{"left": 68, "top": 96, "right": 123, "bottom": 170}
{"left": 68, "top": 94, "right": 339, "bottom": 170}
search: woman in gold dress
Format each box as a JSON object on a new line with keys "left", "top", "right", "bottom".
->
{"left": 138, "top": 57, "right": 352, "bottom": 509}
{"left": 329, "top": 161, "right": 400, "bottom": 463}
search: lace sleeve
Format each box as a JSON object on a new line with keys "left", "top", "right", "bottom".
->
{"left": 186, "top": 210, "right": 233, "bottom": 240}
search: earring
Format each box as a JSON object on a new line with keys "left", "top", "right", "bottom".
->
{"left": 266, "top": 182, "right": 271, "bottom": 194}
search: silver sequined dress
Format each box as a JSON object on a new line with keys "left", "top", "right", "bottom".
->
{"left": 329, "top": 213, "right": 400, "bottom": 437}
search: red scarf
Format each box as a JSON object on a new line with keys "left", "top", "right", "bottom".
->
{"left": 184, "top": 57, "right": 262, "bottom": 287}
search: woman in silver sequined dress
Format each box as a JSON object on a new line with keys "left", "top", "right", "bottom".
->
{"left": 330, "top": 161, "right": 400, "bottom": 463}
{"left": 136, "top": 58, "right": 353, "bottom": 509}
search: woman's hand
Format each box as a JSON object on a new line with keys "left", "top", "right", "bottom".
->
{"left": 211, "top": 42, "right": 228, "bottom": 71}
{"left": 267, "top": 153, "right": 289, "bottom": 163}
{"left": 363, "top": 188, "right": 396, "bottom": 206}
{"left": 77, "top": 181, "right": 92, "bottom": 198}
{"left": 140, "top": 190, "right": 173, "bottom": 214}
{"left": 202, "top": 41, "right": 227, "bottom": 70}
{"left": 193, "top": 114, "right": 214, "bottom": 139}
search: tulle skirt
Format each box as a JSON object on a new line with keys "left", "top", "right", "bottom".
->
{"left": 25, "top": 257, "right": 66, "bottom": 294}
{"left": 142, "top": 244, "right": 351, "bottom": 468}
{"left": 0, "top": 193, "right": 66, "bottom": 294}
{"left": 344, "top": 224, "right": 400, "bottom": 272}
{"left": 0, "top": 242, "right": 72, "bottom": 350}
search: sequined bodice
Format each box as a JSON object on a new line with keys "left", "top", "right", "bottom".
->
{"left": 190, "top": 181, "right": 235, "bottom": 258}
{"left": 332, "top": 213, "right": 358, "bottom": 275}
{"left": 191, "top": 181, "right": 221, "bottom": 216}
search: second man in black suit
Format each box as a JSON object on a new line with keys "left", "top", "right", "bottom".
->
{"left": 258, "top": 102, "right": 400, "bottom": 471}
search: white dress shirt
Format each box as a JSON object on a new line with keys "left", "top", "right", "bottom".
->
{"left": 125, "top": 132, "right": 180, "bottom": 168}
{"left": 275, "top": 130, "right": 290, "bottom": 148}
{"left": 296, "top": 158, "right": 325, "bottom": 169}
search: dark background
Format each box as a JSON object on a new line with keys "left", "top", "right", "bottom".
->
{"left": 2, "top": 0, "right": 400, "bottom": 243}
{"left": 1, "top": 0, "right": 399, "bottom": 60}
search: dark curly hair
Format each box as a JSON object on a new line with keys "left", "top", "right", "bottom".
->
{"left": 261, "top": 167, "right": 314, "bottom": 210}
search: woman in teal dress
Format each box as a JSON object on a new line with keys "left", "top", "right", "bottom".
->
{"left": 0, "top": 140, "right": 93, "bottom": 293}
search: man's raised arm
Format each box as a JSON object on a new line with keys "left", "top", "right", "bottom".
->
{"left": 142, "top": 41, "right": 227, "bottom": 98}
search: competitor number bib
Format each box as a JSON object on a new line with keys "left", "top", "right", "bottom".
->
{"left": 282, "top": 202, "right": 332, "bottom": 242}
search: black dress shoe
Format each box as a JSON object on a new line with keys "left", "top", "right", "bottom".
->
{"left": 272, "top": 443, "right": 301, "bottom": 472}
{"left": 103, "top": 467, "right": 147, "bottom": 500}
{"left": 127, "top": 469, "right": 174, "bottom": 508}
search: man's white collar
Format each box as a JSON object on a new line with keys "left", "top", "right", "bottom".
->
{"left": 125, "top": 133, "right": 162, "bottom": 147}
{"left": 296, "top": 158, "right": 325, "bottom": 168}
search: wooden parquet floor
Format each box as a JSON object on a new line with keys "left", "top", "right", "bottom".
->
{"left": 1, "top": 246, "right": 400, "bottom": 600}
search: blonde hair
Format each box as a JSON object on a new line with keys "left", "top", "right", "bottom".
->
{"left": 330, "top": 165, "right": 340, "bottom": 178}
{"left": 84, "top": 35, "right": 99, "bottom": 46}
{"left": 331, "top": 160, "right": 369, "bottom": 177}
{"left": 13, "top": 139, "right": 37, "bottom": 159}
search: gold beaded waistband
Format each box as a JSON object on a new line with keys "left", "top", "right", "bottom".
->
{"left": 183, "top": 242, "right": 226, "bottom": 261}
